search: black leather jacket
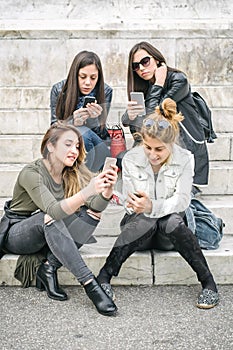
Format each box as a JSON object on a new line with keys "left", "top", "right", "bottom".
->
{"left": 50, "top": 79, "right": 113, "bottom": 127}
{"left": 122, "top": 71, "right": 205, "bottom": 142}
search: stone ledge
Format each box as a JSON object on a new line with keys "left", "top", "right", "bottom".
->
{"left": 1, "top": 235, "right": 233, "bottom": 287}
{"left": 0, "top": 19, "right": 232, "bottom": 35}
{"left": 0, "top": 132, "right": 232, "bottom": 163}
{"left": 0, "top": 193, "right": 233, "bottom": 235}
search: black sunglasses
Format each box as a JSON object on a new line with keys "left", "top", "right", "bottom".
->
{"left": 132, "top": 56, "right": 152, "bottom": 72}
{"left": 143, "top": 118, "right": 170, "bottom": 131}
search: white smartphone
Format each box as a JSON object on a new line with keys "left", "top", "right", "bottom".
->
{"left": 130, "top": 92, "right": 146, "bottom": 116}
{"left": 103, "top": 157, "right": 117, "bottom": 171}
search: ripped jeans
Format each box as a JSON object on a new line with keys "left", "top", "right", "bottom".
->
{"left": 102, "top": 212, "right": 212, "bottom": 284}
{"left": 4, "top": 207, "right": 99, "bottom": 284}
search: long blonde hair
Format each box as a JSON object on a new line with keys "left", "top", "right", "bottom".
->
{"left": 41, "top": 122, "right": 93, "bottom": 197}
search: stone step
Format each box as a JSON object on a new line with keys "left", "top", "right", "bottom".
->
{"left": 0, "top": 108, "right": 232, "bottom": 135}
{"left": 201, "top": 161, "right": 233, "bottom": 195}
{"left": 0, "top": 132, "right": 232, "bottom": 163}
{"left": 1, "top": 234, "right": 233, "bottom": 287}
{"left": 0, "top": 195, "right": 232, "bottom": 235}
{"left": 1, "top": 161, "right": 233, "bottom": 197}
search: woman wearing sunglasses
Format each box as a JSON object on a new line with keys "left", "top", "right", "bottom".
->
{"left": 122, "top": 41, "right": 209, "bottom": 194}
{"left": 98, "top": 98, "right": 219, "bottom": 309}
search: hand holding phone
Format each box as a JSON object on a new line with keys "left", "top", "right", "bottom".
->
{"left": 103, "top": 157, "right": 117, "bottom": 171}
{"left": 83, "top": 96, "right": 96, "bottom": 108}
{"left": 130, "top": 92, "right": 146, "bottom": 116}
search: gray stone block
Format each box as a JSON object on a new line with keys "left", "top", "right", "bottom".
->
{"left": 212, "top": 109, "right": 233, "bottom": 133}
{"left": 153, "top": 235, "right": 233, "bottom": 285}
{"left": 0, "top": 111, "right": 50, "bottom": 135}
{"left": 207, "top": 133, "right": 232, "bottom": 161}
{"left": 0, "top": 136, "right": 42, "bottom": 163}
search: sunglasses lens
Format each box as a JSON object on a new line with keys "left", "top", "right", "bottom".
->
{"left": 141, "top": 56, "right": 151, "bottom": 67}
{"left": 158, "top": 120, "right": 170, "bottom": 130}
{"left": 132, "top": 56, "right": 151, "bottom": 71}
{"left": 143, "top": 118, "right": 170, "bottom": 130}
{"left": 144, "top": 119, "right": 154, "bottom": 127}
{"left": 132, "top": 62, "right": 140, "bottom": 71}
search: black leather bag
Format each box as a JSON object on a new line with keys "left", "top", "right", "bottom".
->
{"left": 192, "top": 92, "right": 217, "bottom": 143}
{"left": 0, "top": 200, "right": 30, "bottom": 258}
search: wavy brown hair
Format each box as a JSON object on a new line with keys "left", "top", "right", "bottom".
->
{"left": 55, "top": 51, "right": 107, "bottom": 127}
{"left": 140, "top": 98, "right": 184, "bottom": 144}
{"left": 127, "top": 41, "right": 183, "bottom": 99}
{"left": 41, "top": 122, "right": 93, "bottom": 197}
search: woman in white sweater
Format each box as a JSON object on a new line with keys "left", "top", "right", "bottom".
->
{"left": 97, "top": 98, "right": 219, "bottom": 309}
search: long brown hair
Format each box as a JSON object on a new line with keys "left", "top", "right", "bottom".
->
{"left": 55, "top": 51, "right": 107, "bottom": 126}
{"left": 127, "top": 41, "right": 182, "bottom": 99}
{"left": 41, "top": 122, "right": 93, "bottom": 197}
{"left": 140, "top": 98, "right": 184, "bottom": 144}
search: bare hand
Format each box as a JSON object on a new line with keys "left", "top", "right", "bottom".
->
{"left": 126, "top": 191, "right": 152, "bottom": 214}
{"left": 127, "top": 101, "right": 145, "bottom": 120}
{"left": 154, "top": 63, "right": 167, "bottom": 87}
{"left": 73, "top": 108, "right": 89, "bottom": 126}
{"left": 85, "top": 102, "right": 103, "bottom": 119}
{"left": 102, "top": 165, "right": 118, "bottom": 199}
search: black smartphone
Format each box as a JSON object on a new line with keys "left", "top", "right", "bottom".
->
{"left": 83, "top": 96, "right": 96, "bottom": 107}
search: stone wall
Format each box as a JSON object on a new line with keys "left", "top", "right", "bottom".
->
{"left": 0, "top": 0, "right": 232, "bottom": 135}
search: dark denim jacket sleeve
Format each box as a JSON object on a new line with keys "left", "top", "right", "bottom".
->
{"left": 50, "top": 80, "right": 66, "bottom": 125}
{"left": 50, "top": 81, "right": 112, "bottom": 126}
{"left": 104, "top": 83, "right": 113, "bottom": 116}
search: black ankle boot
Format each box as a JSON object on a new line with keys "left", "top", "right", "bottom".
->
{"left": 84, "top": 278, "right": 117, "bottom": 316}
{"left": 36, "top": 263, "right": 68, "bottom": 301}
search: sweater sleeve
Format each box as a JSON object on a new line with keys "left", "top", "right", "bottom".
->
{"left": 85, "top": 193, "right": 111, "bottom": 212}
{"left": 18, "top": 167, "right": 67, "bottom": 220}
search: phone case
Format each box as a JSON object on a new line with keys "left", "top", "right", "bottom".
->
{"left": 130, "top": 92, "right": 146, "bottom": 115}
{"left": 103, "top": 157, "right": 117, "bottom": 171}
{"left": 83, "top": 96, "right": 95, "bottom": 107}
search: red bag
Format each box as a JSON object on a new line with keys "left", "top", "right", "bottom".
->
{"left": 107, "top": 125, "right": 126, "bottom": 158}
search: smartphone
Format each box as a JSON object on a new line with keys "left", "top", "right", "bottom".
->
{"left": 130, "top": 92, "right": 146, "bottom": 116}
{"left": 103, "top": 157, "right": 117, "bottom": 171}
{"left": 83, "top": 96, "right": 96, "bottom": 107}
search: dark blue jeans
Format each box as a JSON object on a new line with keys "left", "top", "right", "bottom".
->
{"left": 78, "top": 126, "right": 111, "bottom": 172}
{"left": 4, "top": 207, "right": 99, "bottom": 284}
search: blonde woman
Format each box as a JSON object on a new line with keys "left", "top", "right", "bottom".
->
{"left": 1, "top": 123, "right": 118, "bottom": 316}
{"left": 98, "top": 98, "right": 219, "bottom": 309}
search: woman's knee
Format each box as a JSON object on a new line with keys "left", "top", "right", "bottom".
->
{"left": 158, "top": 213, "right": 185, "bottom": 234}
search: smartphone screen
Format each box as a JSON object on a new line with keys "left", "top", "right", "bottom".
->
{"left": 83, "top": 96, "right": 96, "bottom": 107}
{"left": 103, "top": 157, "right": 117, "bottom": 171}
{"left": 130, "top": 92, "right": 146, "bottom": 115}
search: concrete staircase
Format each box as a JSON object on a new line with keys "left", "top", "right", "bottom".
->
{"left": 0, "top": 1, "right": 233, "bottom": 286}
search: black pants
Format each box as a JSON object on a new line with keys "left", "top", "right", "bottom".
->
{"left": 103, "top": 212, "right": 212, "bottom": 284}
